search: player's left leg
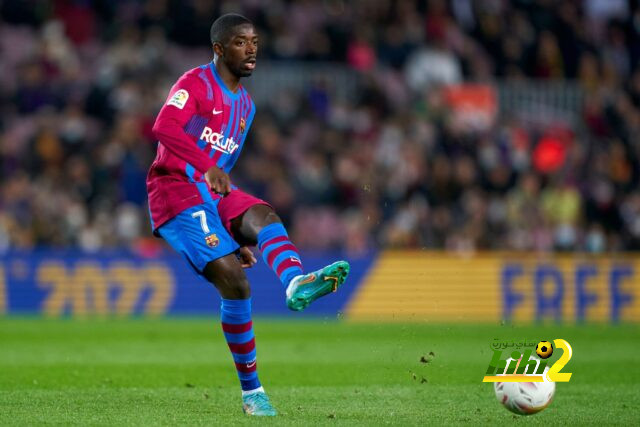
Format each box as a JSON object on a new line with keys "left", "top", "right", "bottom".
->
{"left": 231, "top": 204, "right": 303, "bottom": 286}
{"left": 229, "top": 203, "right": 350, "bottom": 311}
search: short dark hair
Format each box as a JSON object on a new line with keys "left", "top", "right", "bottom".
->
{"left": 210, "top": 13, "right": 253, "bottom": 45}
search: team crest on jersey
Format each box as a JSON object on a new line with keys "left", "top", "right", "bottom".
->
{"left": 205, "top": 234, "right": 219, "bottom": 247}
{"left": 240, "top": 117, "right": 246, "bottom": 134}
{"left": 167, "top": 89, "right": 189, "bottom": 109}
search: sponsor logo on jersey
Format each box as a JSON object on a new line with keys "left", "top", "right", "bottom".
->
{"left": 167, "top": 89, "right": 189, "bottom": 109}
{"left": 212, "top": 108, "right": 223, "bottom": 115}
{"left": 199, "top": 126, "right": 239, "bottom": 155}
{"left": 205, "top": 234, "right": 219, "bottom": 247}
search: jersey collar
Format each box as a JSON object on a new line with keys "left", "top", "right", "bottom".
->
{"left": 210, "top": 62, "right": 242, "bottom": 100}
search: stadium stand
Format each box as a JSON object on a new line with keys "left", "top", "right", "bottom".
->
{"left": 1, "top": 0, "right": 639, "bottom": 254}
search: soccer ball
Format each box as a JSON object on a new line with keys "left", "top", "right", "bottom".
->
{"left": 493, "top": 358, "right": 555, "bottom": 415}
{"left": 536, "top": 341, "right": 553, "bottom": 359}
{"left": 494, "top": 380, "right": 555, "bottom": 415}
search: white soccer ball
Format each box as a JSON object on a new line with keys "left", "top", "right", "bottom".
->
{"left": 493, "top": 358, "right": 555, "bottom": 415}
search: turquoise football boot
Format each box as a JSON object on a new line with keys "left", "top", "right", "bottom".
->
{"left": 286, "top": 260, "right": 350, "bottom": 311}
{"left": 242, "top": 391, "right": 277, "bottom": 416}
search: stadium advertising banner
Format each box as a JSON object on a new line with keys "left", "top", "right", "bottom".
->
{"left": 1, "top": 250, "right": 638, "bottom": 323}
{"left": 0, "top": 250, "right": 375, "bottom": 318}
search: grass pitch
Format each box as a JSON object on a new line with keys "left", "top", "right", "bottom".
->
{"left": 0, "top": 318, "right": 638, "bottom": 425}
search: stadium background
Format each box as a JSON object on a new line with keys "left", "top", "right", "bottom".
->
{"left": 2, "top": 1, "right": 640, "bottom": 425}
{"left": 1, "top": 0, "right": 639, "bottom": 322}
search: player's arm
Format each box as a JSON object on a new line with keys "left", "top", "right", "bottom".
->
{"left": 152, "top": 76, "right": 231, "bottom": 195}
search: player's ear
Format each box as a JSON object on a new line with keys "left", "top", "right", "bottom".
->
{"left": 213, "top": 42, "right": 224, "bottom": 57}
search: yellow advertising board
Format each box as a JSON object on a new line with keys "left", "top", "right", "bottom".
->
{"left": 346, "top": 251, "right": 640, "bottom": 323}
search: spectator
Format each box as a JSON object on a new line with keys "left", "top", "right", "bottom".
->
{"left": 1, "top": 0, "right": 639, "bottom": 256}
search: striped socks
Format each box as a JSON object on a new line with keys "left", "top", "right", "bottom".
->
{"left": 257, "top": 223, "right": 303, "bottom": 288}
{"left": 220, "top": 298, "right": 261, "bottom": 392}
{"left": 219, "top": 224, "right": 302, "bottom": 393}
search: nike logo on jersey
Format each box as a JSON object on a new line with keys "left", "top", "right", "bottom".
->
{"left": 212, "top": 108, "right": 223, "bottom": 115}
{"left": 200, "top": 126, "right": 239, "bottom": 154}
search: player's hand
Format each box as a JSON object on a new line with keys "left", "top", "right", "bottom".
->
{"left": 205, "top": 166, "right": 232, "bottom": 196}
{"left": 237, "top": 246, "right": 257, "bottom": 269}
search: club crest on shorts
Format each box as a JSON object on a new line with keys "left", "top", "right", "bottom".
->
{"left": 240, "top": 117, "right": 246, "bottom": 134}
{"left": 205, "top": 234, "right": 219, "bottom": 247}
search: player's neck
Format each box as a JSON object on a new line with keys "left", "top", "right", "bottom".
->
{"left": 214, "top": 60, "right": 241, "bottom": 93}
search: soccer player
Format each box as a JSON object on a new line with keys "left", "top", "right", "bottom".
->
{"left": 146, "top": 14, "right": 349, "bottom": 416}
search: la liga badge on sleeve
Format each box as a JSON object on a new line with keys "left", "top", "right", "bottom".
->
{"left": 167, "top": 89, "right": 189, "bottom": 109}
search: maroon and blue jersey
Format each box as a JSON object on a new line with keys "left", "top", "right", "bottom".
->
{"left": 147, "top": 62, "right": 256, "bottom": 229}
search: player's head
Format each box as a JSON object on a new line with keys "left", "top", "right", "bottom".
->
{"left": 210, "top": 13, "right": 257, "bottom": 78}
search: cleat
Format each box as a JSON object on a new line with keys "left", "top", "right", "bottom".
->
{"left": 242, "top": 391, "right": 277, "bottom": 416}
{"left": 286, "top": 260, "right": 350, "bottom": 311}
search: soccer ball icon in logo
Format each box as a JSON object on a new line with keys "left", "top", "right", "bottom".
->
{"left": 535, "top": 341, "right": 553, "bottom": 359}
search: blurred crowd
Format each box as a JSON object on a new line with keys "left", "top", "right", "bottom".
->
{"left": 1, "top": 0, "right": 640, "bottom": 255}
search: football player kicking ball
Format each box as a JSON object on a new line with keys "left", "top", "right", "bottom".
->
{"left": 146, "top": 14, "right": 349, "bottom": 416}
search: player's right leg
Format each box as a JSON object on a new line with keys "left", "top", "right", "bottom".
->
{"left": 201, "top": 256, "right": 276, "bottom": 416}
{"left": 156, "top": 203, "right": 276, "bottom": 416}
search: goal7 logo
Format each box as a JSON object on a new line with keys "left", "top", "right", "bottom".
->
{"left": 482, "top": 339, "right": 573, "bottom": 383}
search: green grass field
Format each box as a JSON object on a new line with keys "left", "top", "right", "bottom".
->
{"left": 0, "top": 318, "right": 638, "bottom": 425}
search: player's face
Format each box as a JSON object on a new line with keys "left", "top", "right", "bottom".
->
{"left": 222, "top": 24, "right": 258, "bottom": 78}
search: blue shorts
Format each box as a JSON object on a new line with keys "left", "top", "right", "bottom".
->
{"left": 158, "top": 201, "right": 240, "bottom": 275}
